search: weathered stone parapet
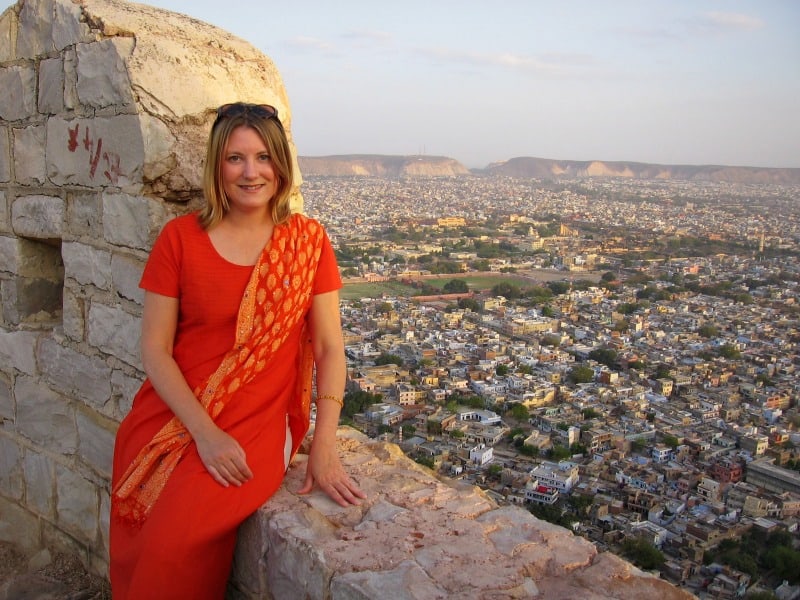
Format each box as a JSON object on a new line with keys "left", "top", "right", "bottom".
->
{"left": 229, "top": 429, "right": 696, "bottom": 600}
{"left": 0, "top": 0, "right": 302, "bottom": 578}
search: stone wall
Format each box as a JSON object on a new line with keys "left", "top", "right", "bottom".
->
{"left": 0, "top": 1, "right": 695, "bottom": 598}
{"left": 0, "top": 0, "right": 298, "bottom": 576}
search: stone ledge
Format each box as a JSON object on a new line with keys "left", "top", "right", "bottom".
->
{"left": 228, "top": 428, "right": 696, "bottom": 600}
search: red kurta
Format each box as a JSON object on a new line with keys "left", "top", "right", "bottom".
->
{"left": 110, "top": 212, "right": 341, "bottom": 599}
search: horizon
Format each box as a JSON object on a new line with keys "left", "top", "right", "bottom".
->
{"left": 147, "top": 0, "right": 800, "bottom": 170}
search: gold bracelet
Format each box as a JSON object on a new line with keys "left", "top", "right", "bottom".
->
{"left": 316, "top": 394, "right": 344, "bottom": 408}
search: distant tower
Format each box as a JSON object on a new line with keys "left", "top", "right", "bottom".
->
{"left": 398, "top": 425, "right": 403, "bottom": 443}
{"left": 759, "top": 229, "right": 765, "bottom": 253}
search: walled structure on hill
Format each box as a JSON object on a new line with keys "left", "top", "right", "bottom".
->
{"left": 0, "top": 1, "right": 694, "bottom": 597}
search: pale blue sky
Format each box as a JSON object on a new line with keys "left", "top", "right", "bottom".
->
{"left": 148, "top": 0, "right": 799, "bottom": 169}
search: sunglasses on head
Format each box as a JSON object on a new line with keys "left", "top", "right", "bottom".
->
{"left": 213, "top": 103, "right": 279, "bottom": 126}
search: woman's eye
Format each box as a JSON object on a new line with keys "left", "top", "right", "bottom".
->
{"left": 227, "top": 155, "right": 242, "bottom": 162}
{"left": 258, "top": 154, "right": 272, "bottom": 162}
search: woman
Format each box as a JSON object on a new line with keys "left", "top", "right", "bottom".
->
{"left": 110, "top": 102, "right": 365, "bottom": 599}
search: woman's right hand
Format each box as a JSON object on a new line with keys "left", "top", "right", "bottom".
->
{"left": 194, "top": 425, "right": 253, "bottom": 487}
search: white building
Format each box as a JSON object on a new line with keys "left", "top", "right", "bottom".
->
{"left": 469, "top": 443, "right": 494, "bottom": 466}
{"left": 530, "top": 461, "right": 580, "bottom": 493}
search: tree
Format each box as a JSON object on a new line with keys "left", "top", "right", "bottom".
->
{"left": 443, "top": 278, "right": 468, "bottom": 294}
{"left": 581, "top": 407, "right": 600, "bottom": 419}
{"left": 343, "top": 390, "right": 382, "bottom": 419}
{"left": 496, "top": 364, "right": 509, "bottom": 376}
{"left": 458, "top": 297, "right": 481, "bottom": 312}
{"left": 508, "top": 403, "right": 529, "bottom": 422}
{"left": 662, "top": 434, "right": 679, "bottom": 449}
{"left": 698, "top": 324, "right": 719, "bottom": 338}
{"left": 588, "top": 348, "right": 618, "bottom": 369}
{"left": 621, "top": 538, "right": 664, "bottom": 571}
{"left": 717, "top": 343, "right": 741, "bottom": 360}
{"left": 375, "top": 352, "right": 403, "bottom": 366}
{"left": 568, "top": 365, "right": 594, "bottom": 384}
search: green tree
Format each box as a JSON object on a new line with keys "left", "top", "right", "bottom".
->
{"left": 568, "top": 365, "right": 594, "bottom": 384}
{"left": 588, "top": 348, "right": 618, "bottom": 369}
{"left": 717, "top": 343, "right": 741, "bottom": 360}
{"left": 621, "top": 538, "right": 664, "bottom": 571}
{"left": 496, "top": 364, "right": 509, "bottom": 376}
{"left": 342, "top": 390, "right": 382, "bottom": 419}
{"left": 508, "top": 403, "right": 529, "bottom": 422}
{"left": 443, "top": 278, "right": 469, "bottom": 294}
{"left": 698, "top": 324, "right": 719, "bottom": 338}
{"left": 375, "top": 353, "right": 403, "bottom": 366}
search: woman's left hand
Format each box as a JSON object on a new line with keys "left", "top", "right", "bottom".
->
{"left": 297, "top": 441, "right": 366, "bottom": 507}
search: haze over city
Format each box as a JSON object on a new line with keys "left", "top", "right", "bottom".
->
{"left": 149, "top": 0, "right": 799, "bottom": 170}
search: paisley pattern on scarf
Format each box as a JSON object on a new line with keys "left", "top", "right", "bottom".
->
{"left": 111, "top": 214, "right": 324, "bottom": 526}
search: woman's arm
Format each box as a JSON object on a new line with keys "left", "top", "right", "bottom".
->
{"left": 140, "top": 291, "right": 253, "bottom": 487}
{"left": 297, "top": 289, "right": 366, "bottom": 506}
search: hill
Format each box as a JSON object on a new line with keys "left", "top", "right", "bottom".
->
{"left": 298, "top": 154, "right": 800, "bottom": 185}
{"left": 483, "top": 157, "right": 800, "bottom": 185}
{"left": 298, "top": 154, "right": 470, "bottom": 177}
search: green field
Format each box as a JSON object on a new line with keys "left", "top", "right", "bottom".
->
{"left": 340, "top": 271, "right": 583, "bottom": 300}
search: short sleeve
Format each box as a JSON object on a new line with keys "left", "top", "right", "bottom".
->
{"left": 312, "top": 228, "right": 342, "bottom": 295}
{"left": 139, "top": 218, "right": 183, "bottom": 298}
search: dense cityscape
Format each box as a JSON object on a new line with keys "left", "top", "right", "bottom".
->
{"left": 304, "top": 174, "right": 800, "bottom": 600}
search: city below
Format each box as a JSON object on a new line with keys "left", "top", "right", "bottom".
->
{"left": 303, "top": 172, "right": 800, "bottom": 600}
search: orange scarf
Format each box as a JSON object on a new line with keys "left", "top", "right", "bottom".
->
{"left": 112, "top": 214, "right": 325, "bottom": 527}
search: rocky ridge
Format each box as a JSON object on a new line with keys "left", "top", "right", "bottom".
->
{"left": 299, "top": 154, "right": 800, "bottom": 185}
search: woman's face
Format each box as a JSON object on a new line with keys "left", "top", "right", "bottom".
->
{"left": 221, "top": 125, "right": 278, "bottom": 217}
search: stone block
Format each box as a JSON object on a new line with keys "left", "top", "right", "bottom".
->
{"left": 0, "top": 434, "right": 23, "bottom": 500}
{"left": 75, "top": 38, "right": 135, "bottom": 109}
{"left": 0, "top": 65, "right": 37, "bottom": 122}
{"left": 53, "top": 0, "right": 91, "bottom": 51}
{"left": 0, "top": 4, "right": 19, "bottom": 63}
{"left": 23, "top": 449, "right": 55, "bottom": 518}
{"left": 0, "top": 235, "right": 16, "bottom": 274}
{"left": 38, "top": 56, "right": 64, "bottom": 115}
{"left": 11, "top": 195, "right": 64, "bottom": 239}
{"left": 38, "top": 337, "right": 112, "bottom": 411}
{"left": 13, "top": 125, "right": 47, "bottom": 185}
{"left": 63, "top": 47, "right": 79, "bottom": 110}
{"left": 76, "top": 409, "right": 116, "bottom": 478}
{"left": 87, "top": 302, "right": 140, "bottom": 367}
{"left": 111, "top": 368, "right": 143, "bottom": 419}
{"left": 46, "top": 115, "right": 145, "bottom": 190}
{"left": 0, "top": 330, "right": 38, "bottom": 375}
{"left": 0, "top": 191, "right": 8, "bottom": 233}
{"left": 55, "top": 464, "right": 98, "bottom": 546}
{"left": 61, "top": 286, "right": 85, "bottom": 342}
{"left": 16, "top": 0, "right": 56, "bottom": 58}
{"left": 66, "top": 193, "right": 102, "bottom": 237}
{"left": 15, "top": 375, "right": 78, "bottom": 454}
{"left": 103, "top": 193, "right": 167, "bottom": 251}
{"left": 0, "top": 127, "right": 10, "bottom": 183}
{"left": 0, "top": 372, "right": 11, "bottom": 425}
{"left": 96, "top": 490, "right": 110, "bottom": 572}
{"left": 0, "top": 497, "right": 42, "bottom": 553}
{"left": 111, "top": 251, "right": 145, "bottom": 304}
{"left": 62, "top": 241, "right": 112, "bottom": 290}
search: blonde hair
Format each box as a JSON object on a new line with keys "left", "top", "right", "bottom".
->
{"left": 199, "top": 111, "right": 294, "bottom": 229}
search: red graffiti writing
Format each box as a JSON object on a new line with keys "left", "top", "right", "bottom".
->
{"left": 65, "top": 123, "right": 125, "bottom": 184}
{"left": 67, "top": 124, "right": 79, "bottom": 152}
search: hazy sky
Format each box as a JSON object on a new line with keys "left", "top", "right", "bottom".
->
{"left": 147, "top": 1, "right": 799, "bottom": 169}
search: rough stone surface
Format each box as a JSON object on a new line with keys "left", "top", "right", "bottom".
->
{"left": 229, "top": 429, "right": 697, "bottom": 600}
{"left": 37, "top": 56, "right": 64, "bottom": 115}
{"left": 0, "top": 65, "right": 36, "bottom": 121}
{"left": 14, "top": 376, "right": 77, "bottom": 454}
{"left": 0, "top": 127, "right": 11, "bottom": 182}
{"left": 12, "top": 124, "right": 46, "bottom": 185}
{"left": 10, "top": 194, "right": 64, "bottom": 239}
